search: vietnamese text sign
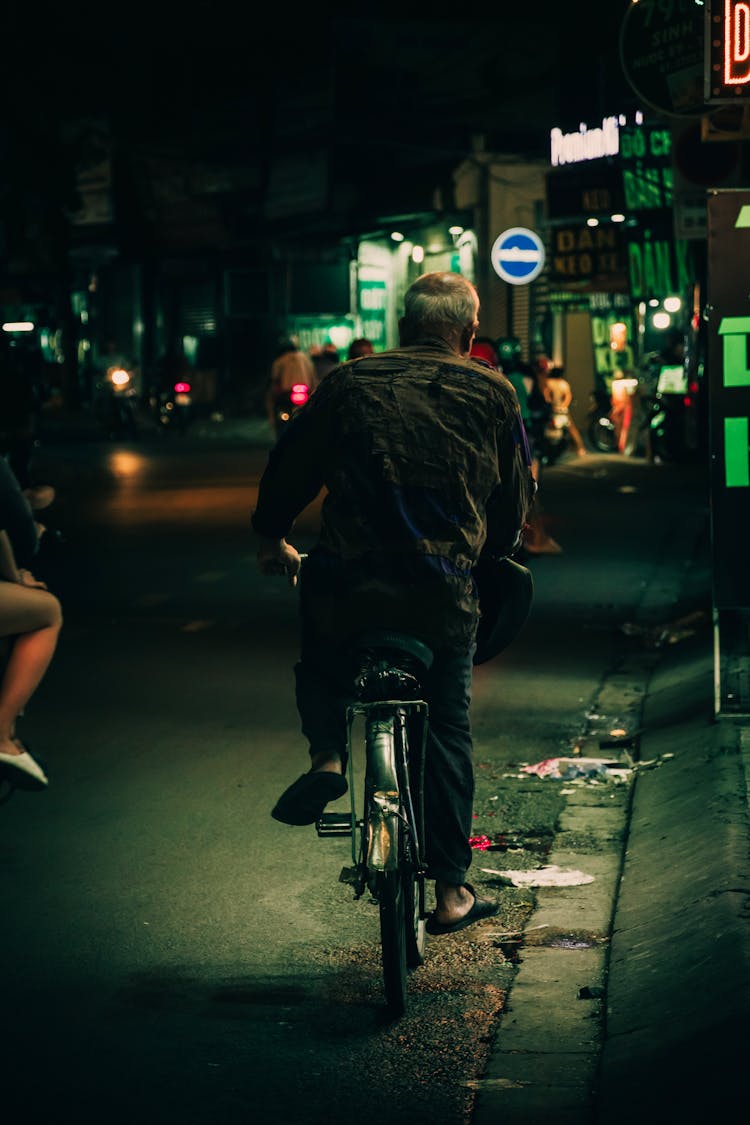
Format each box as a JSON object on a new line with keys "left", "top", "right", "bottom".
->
{"left": 620, "top": 0, "right": 708, "bottom": 116}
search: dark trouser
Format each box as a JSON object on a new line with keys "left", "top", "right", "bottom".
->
{"left": 294, "top": 621, "right": 475, "bottom": 887}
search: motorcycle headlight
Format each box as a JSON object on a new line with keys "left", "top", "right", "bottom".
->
{"left": 109, "top": 367, "right": 131, "bottom": 388}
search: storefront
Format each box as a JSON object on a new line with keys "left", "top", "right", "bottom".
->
{"left": 544, "top": 113, "right": 703, "bottom": 434}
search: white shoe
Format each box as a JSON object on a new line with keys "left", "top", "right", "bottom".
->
{"left": 0, "top": 748, "right": 49, "bottom": 789}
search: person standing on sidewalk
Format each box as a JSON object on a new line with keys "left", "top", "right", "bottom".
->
{"left": 471, "top": 339, "right": 561, "bottom": 556}
{"left": 251, "top": 271, "right": 535, "bottom": 934}
{"left": 542, "top": 364, "right": 588, "bottom": 457}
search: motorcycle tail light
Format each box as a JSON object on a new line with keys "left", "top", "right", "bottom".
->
{"left": 174, "top": 381, "right": 191, "bottom": 394}
{"left": 290, "top": 383, "right": 310, "bottom": 405}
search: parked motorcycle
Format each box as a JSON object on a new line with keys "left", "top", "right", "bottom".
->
{"left": 586, "top": 388, "right": 619, "bottom": 453}
{"left": 536, "top": 412, "right": 568, "bottom": 465}
{"left": 94, "top": 364, "right": 140, "bottom": 440}
{"left": 272, "top": 383, "right": 310, "bottom": 437}
{"left": 155, "top": 378, "right": 193, "bottom": 434}
{"left": 647, "top": 361, "right": 700, "bottom": 464}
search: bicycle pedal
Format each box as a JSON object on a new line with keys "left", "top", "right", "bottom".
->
{"left": 316, "top": 812, "right": 353, "bottom": 837}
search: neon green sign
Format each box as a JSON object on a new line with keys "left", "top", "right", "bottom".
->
{"left": 724, "top": 418, "right": 750, "bottom": 487}
{"left": 719, "top": 316, "right": 750, "bottom": 386}
{"left": 357, "top": 279, "right": 386, "bottom": 349}
{"left": 719, "top": 316, "right": 750, "bottom": 487}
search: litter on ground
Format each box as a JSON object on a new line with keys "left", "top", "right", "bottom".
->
{"left": 481, "top": 864, "right": 595, "bottom": 887}
{"left": 520, "top": 757, "right": 632, "bottom": 781}
{"left": 620, "top": 609, "right": 710, "bottom": 648}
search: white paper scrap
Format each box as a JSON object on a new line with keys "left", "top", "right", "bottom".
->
{"left": 481, "top": 864, "right": 595, "bottom": 887}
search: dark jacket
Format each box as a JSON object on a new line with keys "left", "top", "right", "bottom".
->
{"left": 251, "top": 338, "right": 535, "bottom": 651}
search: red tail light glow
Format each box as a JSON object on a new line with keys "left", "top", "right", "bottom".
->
{"left": 290, "top": 383, "right": 310, "bottom": 406}
{"left": 174, "top": 381, "right": 191, "bottom": 394}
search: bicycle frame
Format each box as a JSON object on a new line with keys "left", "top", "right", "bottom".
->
{"left": 343, "top": 698, "right": 428, "bottom": 888}
{"left": 313, "top": 621, "right": 433, "bottom": 1016}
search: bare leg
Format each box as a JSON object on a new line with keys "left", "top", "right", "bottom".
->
{"left": 0, "top": 585, "right": 62, "bottom": 756}
{"left": 433, "top": 881, "right": 475, "bottom": 923}
{"left": 567, "top": 417, "right": 588, "bottom": 455}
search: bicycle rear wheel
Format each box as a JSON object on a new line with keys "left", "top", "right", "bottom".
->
{"left": 377, "top": 868, "right": 408, "bottom": 1017}
{"left": 378, "top": 869, "right": 426, "bottom": 1015}
{"left": 404, "top": 867, "right": 426, "bottom": 968}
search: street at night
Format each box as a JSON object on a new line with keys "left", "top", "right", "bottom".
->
{"left": 1, "top": 3, "right": 749, "bottom": 1123}
{"left": 0, "top": 421, "right": 720, "bottom": 1123}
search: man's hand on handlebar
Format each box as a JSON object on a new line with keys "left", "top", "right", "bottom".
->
{"left": 256, "top": 536, "right": 303, "bottom": 587}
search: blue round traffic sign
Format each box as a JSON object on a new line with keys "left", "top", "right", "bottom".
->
{"left": 491, "top": 227, "right": 545, "bottom": 285}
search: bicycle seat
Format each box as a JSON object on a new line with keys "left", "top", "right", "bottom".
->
{"left": 351, "top": 629, "right": 434, "bottom": 702}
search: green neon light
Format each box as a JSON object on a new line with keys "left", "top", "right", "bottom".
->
{"left": 736, "top": 206, "right": 750, "bottom": 229}
{"left": 719, "top": 318, "right": 750, "bottom": 386}
{"left": 725, "top": 417, "right": 750, "bottom": 488}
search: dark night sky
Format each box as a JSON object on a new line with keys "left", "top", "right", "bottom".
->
{"left": 0, "top": 3, "right": 635, "bottom": 247}
{"left": 8, "top": 3, "right": 634, "bottom": 146}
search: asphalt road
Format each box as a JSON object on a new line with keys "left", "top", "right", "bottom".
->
{"left": 0, "top": 429, "right": 708, "bottom": 1124}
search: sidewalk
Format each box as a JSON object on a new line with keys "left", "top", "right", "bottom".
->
{"left": 473, "top": 485, "right": 750, "bottom": 1125}
{"left": 597, "top": 633, "right": 750, "bottom": 1123}
{"left": 34, "top": 406, "right": 750, "bottom": 1120}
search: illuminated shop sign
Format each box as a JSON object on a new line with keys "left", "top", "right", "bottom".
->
{"left": 357, "top": 278, "right": 387, "bottom": 349}
{"left": 706, "top": 0, "right": 750, "bottom": 101}
{"left": 627, "top": 227, "right": 694, "bottom": 299}
{"left": 550, "top": 116, "right": 621, "bottom": 166}
{"left": 622, "top": 0, "right": 706, "bottom": 116}
{"left": 619, "top": 125, "right": 674, "bottom": 211}
{"left": 546, "top": 161, "right": 625, "bottom": 221}
{"left": 707, "top": 192, "right": 750, "bottom": 622}
{"left": 548, "top": 225, "right": 629, "bottom": 292}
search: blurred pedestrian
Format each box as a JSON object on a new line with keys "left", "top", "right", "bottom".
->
{"left": 0, "top": 455, "right": 62, "bottom": 789}
{"left": 0, "top": 333, "right": 44, "bottom": 493}
{"left": 347, "top": 337, "right": 375, "bottom": 360}
{"left": 542, "top": 365, "right": 587, "bottom": 457}
{"left": 474, "top": 342, "right": 562, "bottom": 556}
{"left": 492, "top": 338, "right": 531, "bottom": 428}
{"left": 310, "top": 342, "right": 340, "bottom": 384}
{"left": 469, "top": 335, "right": 500, "bottom": 370}
{"left": 265, "top": 339, "right": 317, "bottom": 430}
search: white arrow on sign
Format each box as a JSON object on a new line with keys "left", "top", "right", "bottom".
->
{"left": 491, "top": 227, "right": 546, "bottom": 285}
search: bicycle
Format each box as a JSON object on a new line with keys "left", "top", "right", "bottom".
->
{"left": 315, "top": 627, "right": 433, "bottom": 1019}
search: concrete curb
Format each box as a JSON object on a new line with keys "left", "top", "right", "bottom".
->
{"left": 597, "top": 649, "right": 750, "bottom": 1124}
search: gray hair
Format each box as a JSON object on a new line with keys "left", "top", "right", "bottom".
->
{"left": 402, "top": 272, "right": 479, "bottom": 336}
